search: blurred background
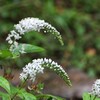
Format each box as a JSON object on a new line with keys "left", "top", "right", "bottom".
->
{"left": 0, "top": 0, "right": 100, "bottom": 100}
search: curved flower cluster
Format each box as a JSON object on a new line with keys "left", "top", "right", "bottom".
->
{"left": 20, "top": 58, "right": 71, "bottom": 86}
{"left": 6, "top": 17, "right": 63, "bottom": 53}
{"left": 90, "top": 79, "right": 100, "bottom": 97}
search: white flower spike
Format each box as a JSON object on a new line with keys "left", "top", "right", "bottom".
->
{"left": 90, "top": 79, "right": 100, "bottom": 98}
{"left": 20, "top": 58, "right": 71, "bottom": 86}
{"left": 6, "top": 17, "right": 64, "bottom": 53}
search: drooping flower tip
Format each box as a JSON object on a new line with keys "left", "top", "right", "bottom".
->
{"left": 90, "top": 79, "right": 100, "bottom": 97}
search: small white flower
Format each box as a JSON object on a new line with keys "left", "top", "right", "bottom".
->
{"left": 20, "top": 59, "right": 44, "bottom": 82}
{"left": 90, "top": 79, "right": 100, "bottom": 97}
{"left": 10, "top": 30, "right": 21, "bottom": 40}
{"left": 8, "top": 39, "right": 13, "bottom": 44}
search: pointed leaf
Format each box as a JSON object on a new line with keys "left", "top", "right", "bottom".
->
{"left": 18, "top": 89, "right": 36, "bottom": 100}
{"left": 12, "top": 43, "right": 45, "bottom": 54}
{"left": 0, "top": 50, "right": 13, "bottom": 59}
{"left": 0, "top": 92, "right": 10, "bottom": 100}
{"left": 21, "top": 92, "right": 36, "bottom": 100}
{"left": 82, "top": 93, "right": 100, "bottom": 100}
{"left": 0, "top": 76, "right": 10, "bottom": 94}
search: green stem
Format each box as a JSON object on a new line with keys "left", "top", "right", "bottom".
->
{"left": 11, "top": 78, "right": 28, "bottom": 100}
{"left": 90, "top": 95, "right": 91, "bottom": 100}
{"left": 93, "top": 95, "right": 97, "bottom": 100}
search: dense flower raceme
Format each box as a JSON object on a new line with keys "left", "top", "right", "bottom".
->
{"left": 90, "top": 79, "right": 100, "bottom": 97}
{"left": 6, "top": 17, "right": 63, "bottom": 53}
{"left": 20, "top": 58, "right": 71, "bottom": 86}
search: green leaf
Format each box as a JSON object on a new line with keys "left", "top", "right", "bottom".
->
{"left": 10, "top": 86, "right": 36, "bottom": 100}
{"left": 83, "top": 93, "right": 91, "bottom": 100}
{"left": 0, "top": 92, "right": 10, "bottom": 100}
{"left": 10, "top": 86, "right": 23, "bottom": 99}
{"left": 21, "top": 92, "right": 36, "bottom": 100}
{"left": 18, "top": 89, "right": 36, "bottom": 100}
{"left": 10, "top": 85, "right": 18, "bottom": 95}
{"left": 21, "top": 43, "right": 45, "bottom": 53}
{"left": 82, "top": 93, "right": 100, "bottom": 100}
{"left": 37, "top": 94, "right": 65, "bottom": 100}
{"left": 0, "top": 49, "right": 13, "bottom": 59}
{"left": 12, "top": 43, "right": 45, "bottom": 54}
{"left": 0, "top": 76, "right": 10, "bottom": 94}
{"left": 37, "top": 83, "right": 44, "bottom": 91}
